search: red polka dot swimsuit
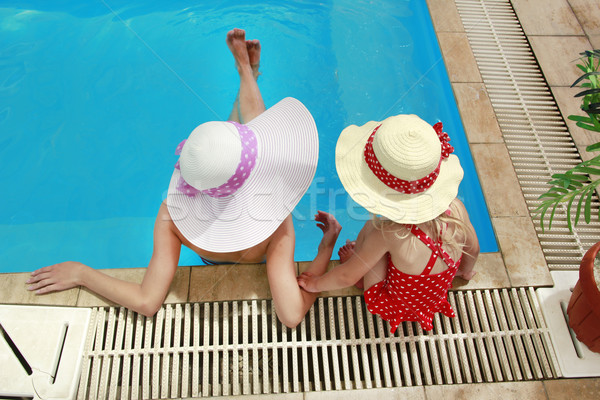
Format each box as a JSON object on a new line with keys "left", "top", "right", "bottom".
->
{"left": 364, "top": 225, "right": 461, "bottom": 333}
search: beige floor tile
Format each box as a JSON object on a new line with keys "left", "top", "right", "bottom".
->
{"left": 512, "top": 0, "right": 584, "bottom": 36}
{"left": 189, "top": 263, "right": 271, "bottom": 302}
{"left": 589, "top": 34, "right": 600, "bottom": 49}
{"left": 305, "top": 387, "right": 425, "bottom": 400}
{"left": 76, "top": 266, "right": 190, "bottom": 307}
{"left": 528, "top": 36, "right": 592, "bottom": 87}
{"left": 469, "top": 143, "right": 530, "bottom": 218}
{"left": 0, "top": 272, "right": 79, "bottom": 306}
{"left": 298, "top": 261, "right": 363, "bottom": 298}
{"left": 569, "top": 0, "right": 600, "bottom": 36}
{"left": 493, "top": 216, "right": 553, "bottom": 287}
{"left": 436, "top": 32, "right": 482, "bottom": 83}
{"left": 452, "top": 252, "right": 511, "bottom": 290}
{"left": 452, "top": 83, "right": 504, "bottom": 144}
{"left": 426, "top": 0, "right": 464, "bottom": 33}
{"left": 544, "top": 377, "right": 600, "bottom": 400}
{"left": 425, "top": 381, "right": 548, "bottom": 399}
{"left": 576, "top": 143, "right": 600, "bottom": 163}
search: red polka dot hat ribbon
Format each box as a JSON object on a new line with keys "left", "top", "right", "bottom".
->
{"left": 363, "top": 122, "right": 454, "bottom": 194}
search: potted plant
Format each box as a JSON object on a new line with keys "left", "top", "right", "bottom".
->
{"left": 536, "top": 49, "right": 600, "bottom": 353}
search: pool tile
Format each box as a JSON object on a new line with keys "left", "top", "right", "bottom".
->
{"left": 436, "top": 32, "right": 482, "bottom": 83}
{"left": 425, "top": 0, "right": 464, "bottom": 33}
{"left": 0, "top": 272, "right": 78, "bottom": 306}
{"left": 452, "top": 252, "right": 510, "bottom": 290}
{"left": 511, "top": 0, "right": 584, "bottom": 36}
{"left": 528, "top": 35, "right": 592, "bottom": 87}
{"left": 493, "top": 216, "right": 553, "bottom": 287}
{"left": 304, "top": 387, "right": 425, "bottom": 400}
{"left": 544, "top": 378, "right": 600, "bottom": 400}
{"left": 298, "top": 261, "right": 363, "bottom": 298}
{"left": 188, "top": 263, "right": 271, "bottom": 302}
{"left": 469, "top": 143, "right": 530, "bottom": 218}
{"left": 452, "top": 83, "right": 504, "bottom": 144}
{"left": 424, "top": 381, "right": 548, "bottom": 399}
{"left": 76, "top": 267, "right": 190, "bottom": 308}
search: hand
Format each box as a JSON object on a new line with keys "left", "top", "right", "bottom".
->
{"left": 296, "top": 271, "right": 321, "bottom": 293}
{"left": 26, "top": 261, "right": 87, "bottom": 294}
{"left": 315, "top": 211, "right": 341, "bottom": 250}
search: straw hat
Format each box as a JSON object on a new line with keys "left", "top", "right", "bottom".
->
{"left": 166, "top": 97, "right": 318, "bottom": 252}
{"left": 335, "top": 114, "right": 463, "bottom": 224}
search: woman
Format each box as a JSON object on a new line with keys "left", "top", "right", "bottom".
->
{"left": 27, "top": 28, "right": 340, "bottom": 328}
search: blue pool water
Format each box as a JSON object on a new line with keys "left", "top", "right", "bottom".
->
{"left": 0, "top": 0, "right": 497, "bottom": 273}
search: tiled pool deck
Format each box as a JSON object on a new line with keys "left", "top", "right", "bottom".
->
{"left": 2, "top": 0, "right": 600, "bottom": 398}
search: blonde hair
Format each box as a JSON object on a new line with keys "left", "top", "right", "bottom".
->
{"left": 371, "top": 200, "right": 472, "bottom": 255}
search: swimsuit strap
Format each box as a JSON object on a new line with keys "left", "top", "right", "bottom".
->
{"left": 410, "top": 225, "right": 449, "bottom": 275}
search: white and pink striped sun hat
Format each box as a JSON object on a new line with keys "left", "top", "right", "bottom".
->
{"left": 335, "top": 114, "right": 463, "bottom": 224}
{"left": 166, "top": 97, "right": 319, "bottom": 252}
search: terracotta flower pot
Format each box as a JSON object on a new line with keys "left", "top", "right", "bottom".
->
{"left": 567, "top": 241, "right": 600, "bottom": 353}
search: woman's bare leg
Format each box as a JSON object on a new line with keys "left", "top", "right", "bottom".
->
{"left": 226, "top": 29, "right": 264, "bottom": 123}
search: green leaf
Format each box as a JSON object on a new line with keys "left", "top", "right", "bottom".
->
{"left": 574, "top": 186, "right": 587, "bottom": 225}
{"left": 576, "top": 121, "right": 600, "bottom": 132}
{"left": 549, "top": 173, "right": 588, "bottom": 182}
{"left": 573, "top": 166, "right": 600, "bottom": 176}
{"left": 577, "top": 64, "right": 589, "bottom": 74}
{"left": 568, "top": 114, "right": 594, "bottom": 123}
{"left": 567, "top": 194, "right": 576, "bottom": 229}
{"left": 539, "top": 192, "right": 562, "bottom": 200}
{"left": 549, "top": 202, "right": 560, "bottom": 231}
{"left": 575, "top": 88, "right": 600, "bottom": 97}
{"left": 584, "top": 187, "right": 593, "bottom": 224}
{"left": 538, "top": 205, "right": 548, "bottom": 233}
{"left": 570, "top": 71, "right": 600, "bottom": 88}
{"left": 586, "top": 143, "right": 600, "bottom": 151}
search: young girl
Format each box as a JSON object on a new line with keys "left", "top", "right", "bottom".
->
{"left": 298, "top": 114, "right": 479, "bottom": 333}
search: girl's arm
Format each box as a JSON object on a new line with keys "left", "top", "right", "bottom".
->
{"left": 298, "top": 223, "right": 388, "bottom": 292}
{"left": 27, "top": 203, "right": 181, "bottom": 316}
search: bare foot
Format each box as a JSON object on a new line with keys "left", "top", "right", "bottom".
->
{"left": 226, "top": 28, "right": 251, "bottom": 71}
{"left": 338, "top": 240, "right": 356, "bottom": 263}
{"left": 455, "top": 269, "right": 477, "bottom": 280}
{"left": 246, "top": 39, "right": 261, "bottom": 78}
{"left": 337, "top": 240, "right": 364, "bottom": 289}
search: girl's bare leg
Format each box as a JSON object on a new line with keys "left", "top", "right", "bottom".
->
{"left": 338, "top": 240, "right": 365, "bottom": 288}
{"left": 226, "top": 29, "right": 264, "bottom": 123}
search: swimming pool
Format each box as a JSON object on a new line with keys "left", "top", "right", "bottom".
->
{"left": 0, "top": 0, "right": 497, "bottom": 273}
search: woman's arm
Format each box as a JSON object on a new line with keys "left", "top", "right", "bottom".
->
{"left": 265, "top": 211, "right": 341, "bottom": 328}
{"left": 27, "top": 203, "right": 181, "bottom": 316}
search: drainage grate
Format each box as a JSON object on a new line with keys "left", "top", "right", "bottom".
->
{"left": 77, "top": 289, "right": 559, "bottom": 399}
{"left": 455, "top": 0, "right": 600, "bottom": 269}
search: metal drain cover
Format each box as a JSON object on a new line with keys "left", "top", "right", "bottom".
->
{"left": 537, "top": 271, "right": 600, "bottom": 377}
